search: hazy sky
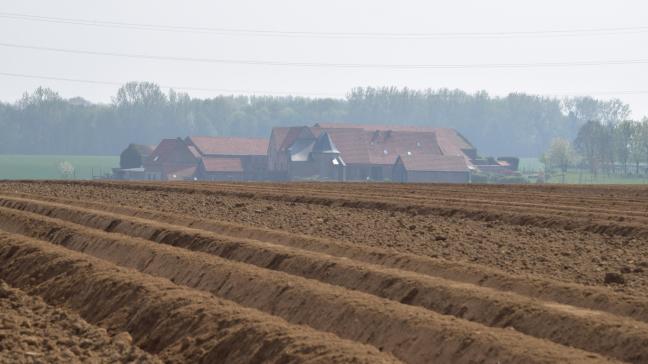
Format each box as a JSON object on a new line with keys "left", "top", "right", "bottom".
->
{"left": 1, "top": 0, "right": 647, "bottom": 117}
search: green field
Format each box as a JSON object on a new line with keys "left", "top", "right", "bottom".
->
{"left": 545, "top": 170, "right": 648, "bottom": 184}
{"left": 518, "top": 157, "right": 545, "bottom": 173}
{"left": 518, "top": 158, "right": 648, "bottom": 184}
{"left": 0, "top": 155, "right": 119, "bottom": 180}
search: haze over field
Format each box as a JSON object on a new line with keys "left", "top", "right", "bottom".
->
{"left": 0, "top": 0, "right": 647, "bottom": 116}
{"left": 4, "top": 3, "right": 648, "bottom": 361}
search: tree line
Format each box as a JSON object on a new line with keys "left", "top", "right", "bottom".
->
{"left": 544, "top": 119, "right": 648, "bottom": 179}
{"left": 0, "top": 82, "right": 637, "bottom": 157}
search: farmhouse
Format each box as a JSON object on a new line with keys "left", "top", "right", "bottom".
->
{"left": 115, "top": 122, "right": 507, "bottom": 183}
{"left": 268, "top": 123, "right": 477, "bottom": 182}
{"left": 139, "top": 136, "right": 268, "bottom": 181}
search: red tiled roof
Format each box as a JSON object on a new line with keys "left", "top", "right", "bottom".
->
{"left": 312, "top": 128, "right": 444, "bottom": 165}
{"left": 397, "top": 154, "right": 469, "bottom": 172}
{"left": 146, "top": 138, "right": 198, "bottom": 165}
{"left": 311, "top": 127, "right": 370, "bottom": 164}
{"left": 314, "top": 123, "right": 439, "bottom": 132}
{"left": 434, "top": 128, "right": 474, "bottom": 157}
{"left": 187, "top": 136, "right": 269, "bottom": 156}
{"left": 282, "top": 127, "right": 315, "bottom": 151}
{"left": 270, "top": 124, "right": 474, "bottom": 167}
{"left": 269, "top": 127, "right": 291, "bottom": 151}
{"left": 201, "top": 157, "right": 244, "bottom": 173}
{"left": 365, "top": 131, "right": 442, "bottom": 165}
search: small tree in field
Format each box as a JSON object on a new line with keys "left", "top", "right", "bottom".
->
{"left": 58, "top": 161, "right": 75, "bottom": 179}
{"left": 543, "top": 138, "right": 576, "bottom": 183}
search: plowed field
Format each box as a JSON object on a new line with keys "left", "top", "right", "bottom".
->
{"left": 0, "top": 181, "right": 647, "bottom": 363}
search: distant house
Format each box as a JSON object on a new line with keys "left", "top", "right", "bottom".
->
{"left": 112, "top": 143, "right": 155, "bottom": 180}
{"left": 393, "top": 154, "right": 470, "bottom": 183}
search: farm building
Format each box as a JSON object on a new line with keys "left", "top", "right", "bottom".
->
{"left": 143, "top": 138, "right": 199, "bottom": 181}
{"left": 135, "top": 136, "right": 268, "bottom": 181}
{"left": 393, "top": 154, "right": 470, "bottom": 183}
{"left": 286, "top": 131, "right": 346, "bottom": 181}
{"left": 112, "top": 143, "right": 155, "bottom": 180}
{"left": 267, "top": 123, "right": 476, "bottom": 182}
{"left": 120, "top": 144, "right": 155, "bottom": 169}
{"left": 114, "top": 123, "right": 512, "bottom": 183}
{"left": 186, "top": 136, "right": 268, "bottom": 181}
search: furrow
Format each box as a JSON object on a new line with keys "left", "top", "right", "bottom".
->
{"left": 0, "top": 201, "right": 643, "bottom": 362}
{"left": 63, "top": 180, "right": 648, "bottom": 237}
{"left": 3, "top": 193, "right": 648, "bottom": 326}
{"left": 0, "top": 232, "right": 398, "bottom": 364}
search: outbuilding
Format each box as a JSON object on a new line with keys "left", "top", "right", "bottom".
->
{"left": 197, "top": 157, "right": 245, "bottom": 181}
{"left": 393, "top": 154, "right": 470, "bottom": 183}
{"left": 119, "top": 144, "right": 155, "bottom": 169}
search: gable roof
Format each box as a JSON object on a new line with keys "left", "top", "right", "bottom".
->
{"left": 434, "top": 128, "right": 475, "bottom": 156}
{"left": 397, "top": 154, "right": 469, "bottom": 172}
{"left": 146, "top": 138, "right": 198, "bottom": 165}
{"left": 201, "top": 157, "right": 244, "bottom": 173}
{"left": 186, "top": 136, "right": 269, "bottom": 156}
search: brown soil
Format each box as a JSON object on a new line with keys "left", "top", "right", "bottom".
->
{"left": 0, "top": 180, "right": 646, "bottom": 362}
{"left": 0, "top": 233, "right": 398, "bottom": 364}
{"left": 0, "top": 280, "right": 158, "bottom": 364}
{"left": 8, "top": 180, "right": 643, "bottom": 297}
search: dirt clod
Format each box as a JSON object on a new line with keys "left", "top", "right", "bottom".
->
{"left": 604, "top": 272, "right": 625, "bottom": 284}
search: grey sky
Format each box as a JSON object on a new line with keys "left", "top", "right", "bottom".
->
{"left": 1, "top": 0, "right": 647, "bottom": 117}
